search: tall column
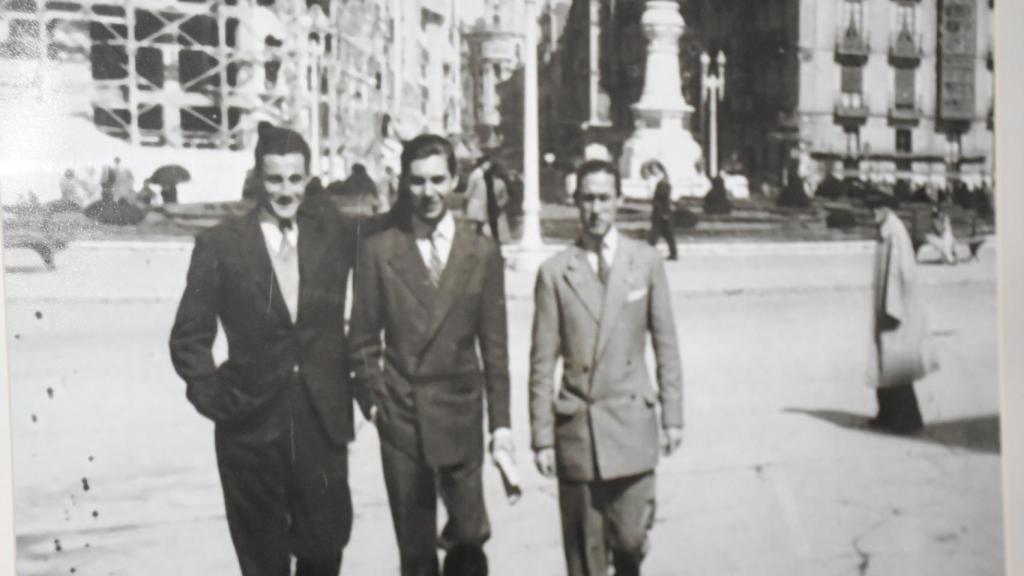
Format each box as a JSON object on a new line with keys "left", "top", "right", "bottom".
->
{"left": 587, "top": 0, "right": 601, "bottom": 126}
{"left": 519, "top": 0, "right": 543, "bottom": 250}
{"left": 618, "top": 0, "right": 708, "bottom": 198}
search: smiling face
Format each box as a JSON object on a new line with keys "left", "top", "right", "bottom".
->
{"left": 260, "top": 152, "right": 309, "bottom": 221}
{"left": 576, "top": 170, "right": 620, "bottom": 240}
{"left": 406, "top": 153, "right": 455, "bottom": 224}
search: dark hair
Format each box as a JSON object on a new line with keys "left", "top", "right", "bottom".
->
{"left": 351, "top": 162, "right": 367, "bottom": 174}
{"left": 392, "top": 134, "right": 457, "bottom": 227}
{"left": 254, "top": 122, "right": 311, "bottom": 176}
{"left": 400, "top": 134, "right": 456, "bottom": 177}
{"left": 575, "top": 159, "right": 621, "bottom": 198}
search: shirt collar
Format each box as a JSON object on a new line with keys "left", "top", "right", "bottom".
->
{"left": 581, "top": 226, "right": 618, "bottom": 255}
{"left": 413, "top": 210, "right": 455, "bottom": 241}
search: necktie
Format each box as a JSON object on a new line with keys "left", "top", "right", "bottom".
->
{"left": 428, "top": 235, "right": 444, "bottom": 286}
{"left": 278, "top": 218, "right": 293, "bottom": 232}
{"left": 597, "top": 248, "right": 610, "bottom": 286}
{"left": 276, "top": 232, "right": 299, "bottom": 321}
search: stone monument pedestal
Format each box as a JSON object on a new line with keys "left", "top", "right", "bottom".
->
{"left": 618, "top": 1, "right": 709, "bottom": 200}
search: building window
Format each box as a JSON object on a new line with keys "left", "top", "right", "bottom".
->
{"left": 845, "top": 129, "right": 861, "bottom": 156}
{"left": 896, "top": 129, "right": 912, "bottom": 153}
{"left": 841, "top": 64, "right": 863, "bottom": 101}
{"left": 894, "top": 68, "right": 916, "bottom": 108}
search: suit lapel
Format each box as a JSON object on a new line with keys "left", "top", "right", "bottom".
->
{"left": 295, "top": 205, "right": 329, "bottom": 325}
{"left": 420, "top": 225, "right": 479, "bottom": 352}
{"left": 594, "top": 237, "right": 635, "bottom": 359}
{"left": 237, "top": 208, "right": 293, "bottom": 327}
{"left": 386, "top": 228, "right": 435, "bottom": 310}
{"left": 563, "top": 246, "right": 603, "bottom": 322}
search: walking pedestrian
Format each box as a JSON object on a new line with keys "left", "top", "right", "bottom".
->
{"left": 868, "top": 200, "right": 939, "bottom": 434}
{"left": 529, "top": 159, "right": 684, "bottom": 576}
{"left": 641, "top": 160, "right": 678, "bottom": 260}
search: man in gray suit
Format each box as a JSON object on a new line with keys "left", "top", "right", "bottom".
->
{"left": 529, "top": 159, "right": 684, "bottom": 576}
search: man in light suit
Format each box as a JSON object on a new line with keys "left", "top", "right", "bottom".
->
{"left": 170, "top": 124, "right": 386, "bottom": 576}
{"left": 348, "top": 134, "right": 512, "bottom": 576}
{"left": 529, "top": 160, "right": 684, "bottom": 576}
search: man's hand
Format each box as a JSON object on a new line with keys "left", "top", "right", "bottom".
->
{"left": 368, "top": 405, "right": 379, "bottom": 425}
{"left": 534, "top": 448, "right": 556, "bottom": 478}
{"left": 661, "top": 427, "right": 683, "bottom": 457}
{"left": 490, "top": 427, "right": 514, "bottom": 457}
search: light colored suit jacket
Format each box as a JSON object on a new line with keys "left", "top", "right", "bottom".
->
{"left": 529, "top": 234, "right": 683, "bottom": 482}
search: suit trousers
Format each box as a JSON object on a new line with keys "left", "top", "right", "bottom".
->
{"left": 647, "top": 218, "right": 677, "bottom": 259}
{"left": 215, "top": 376, "right": 353, "bottom": 576}
{"left": 559, "top": 472, "right": 656, "bottom": 576}
{"left": 380, "top": 436, "right": 491, "bottom": 576}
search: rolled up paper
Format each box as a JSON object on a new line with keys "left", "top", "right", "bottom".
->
{"left": 492, "top": 448, "right": 522, "bottom": 504}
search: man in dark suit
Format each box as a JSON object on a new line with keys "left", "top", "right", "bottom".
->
{"left": 170, "top": 124, "right": 378, "bottom": 576}
{"left": 529, "top": 160, "right": 684, "bottom": 576}
{"left": 348, "top": 134, "right": 512, "bottom": 576}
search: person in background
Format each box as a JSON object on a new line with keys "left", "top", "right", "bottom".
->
{"left": 484, "top": 160, "right": 510, "bottom": 243}
{"left": 464, "top": 156, "right": 491, "bottom": 236}
{"left": 918, "top": 204, "right": 957, "bottom": 265}
{"left": 55, "top": 169, "right": 85, "bottom": 211}
{"left": 641, "top": 159, "right": 678, "bottom": 261}
{"left": 868, "top": 199, "right": 938, "bottom": 434}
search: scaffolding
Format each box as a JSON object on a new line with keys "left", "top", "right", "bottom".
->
{"left": 0, "top": 0, "right": 407, "bottom": 178}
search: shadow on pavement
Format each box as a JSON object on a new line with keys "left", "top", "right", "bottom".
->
{"left": 4, "top": 265, "right": 52, "bottom": 274}
{"left": 784, "top": 408, "right": 1001, "bottom": 455}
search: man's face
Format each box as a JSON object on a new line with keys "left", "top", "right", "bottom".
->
{"left": 260, "top": 152, "right": 308, "bottom": 221}
{"left": 576, "top": 170, "right": 620, "bottom": 239}
{"left": 407, "top": 154, "right": 454, "bottom": 223}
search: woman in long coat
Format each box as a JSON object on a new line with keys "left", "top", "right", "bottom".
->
{"left": 870, "top": 203, "right": 939, "bottom": 434}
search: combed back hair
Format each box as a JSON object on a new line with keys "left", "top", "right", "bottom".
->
{"left": 391, "top": 134, "right": 458, "bottom": 228}
{"left": 254, "top": 122, "right": 311, "bottom": 175}
{"left": 400, "top": 134, "right": 457, "bottom": 177}
{"left": 575, "top": 159, "right": 622, "bottom": 198}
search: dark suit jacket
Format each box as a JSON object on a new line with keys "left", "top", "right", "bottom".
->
{"left": 169, "top": 200, "right": 386, "bottom": 444}
{"left": 651, "top": 180, "right": 674, "bottom": 222}
{"left": 348, "top": 221, "right": 510, "bottom": 467}
{"left": 529, "top": 235, "right": 683, "bottom": 481}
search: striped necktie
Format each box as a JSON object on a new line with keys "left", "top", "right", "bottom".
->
{"left": 428, "top": 235, "right": 444, "bottom": 286}
{"left": 597, "top": 248, "right": 610, "bottom": 286}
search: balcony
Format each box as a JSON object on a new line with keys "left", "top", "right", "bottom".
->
{"left": 835, "top": 26, "right": 870, "bottom": 64}
{"left": 834, "top": 93, "right": 870, "bottom": 125}
{"left": 888, "top": 97, "right": 923, "bottom": 126}
{"left": 888, "top": 30, "right": 923, "bottom": 67}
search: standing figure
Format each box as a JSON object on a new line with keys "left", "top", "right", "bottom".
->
{"left": 918, "top": 205, "right": 957, "bottom": 265}
{"left": 529, "top": 160, "right": 684, "bottom": 576}
{"left": 641, "top": 160, "right": 678, "bottom": 260}
{"left": 484, "top": 161, "right": 509, "bottom": 243}
{"left": 869, "top": 202, "right": 938, "bottom": 434}
{"left": 170, "top": 124, "right": 368, "bottom": 576}
{"left": 464, "top": 156, "right": 491, "bottom": 236}
{"left": 348, "top": 134, "right": 512, "bottom": 576}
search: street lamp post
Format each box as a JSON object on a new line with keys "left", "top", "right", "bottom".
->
{"left": 518, "top": 0, "right": 543, "bottom": 251}
{"left": 700, "top": 51, "right": 726, "bottom": 178}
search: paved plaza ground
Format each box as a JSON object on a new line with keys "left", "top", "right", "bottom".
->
{"left": 3, "top": 239, "right": 1003, "bottom": 576}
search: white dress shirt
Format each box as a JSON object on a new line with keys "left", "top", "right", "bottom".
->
{"left": 259, "top": 218, "right": 299, "bottom": 259}
{"left": 260, "top": 216, "right": 300, "bottom": 321}
{"left": 414, "top": 211, "right": 455, "bottom": 272}
{"left": 584, "top": 226, "right": 618, "bottom": 275}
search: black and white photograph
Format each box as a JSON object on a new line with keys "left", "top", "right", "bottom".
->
{"left": 0, "top": 0, "right": 1005, "bottom": 574}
